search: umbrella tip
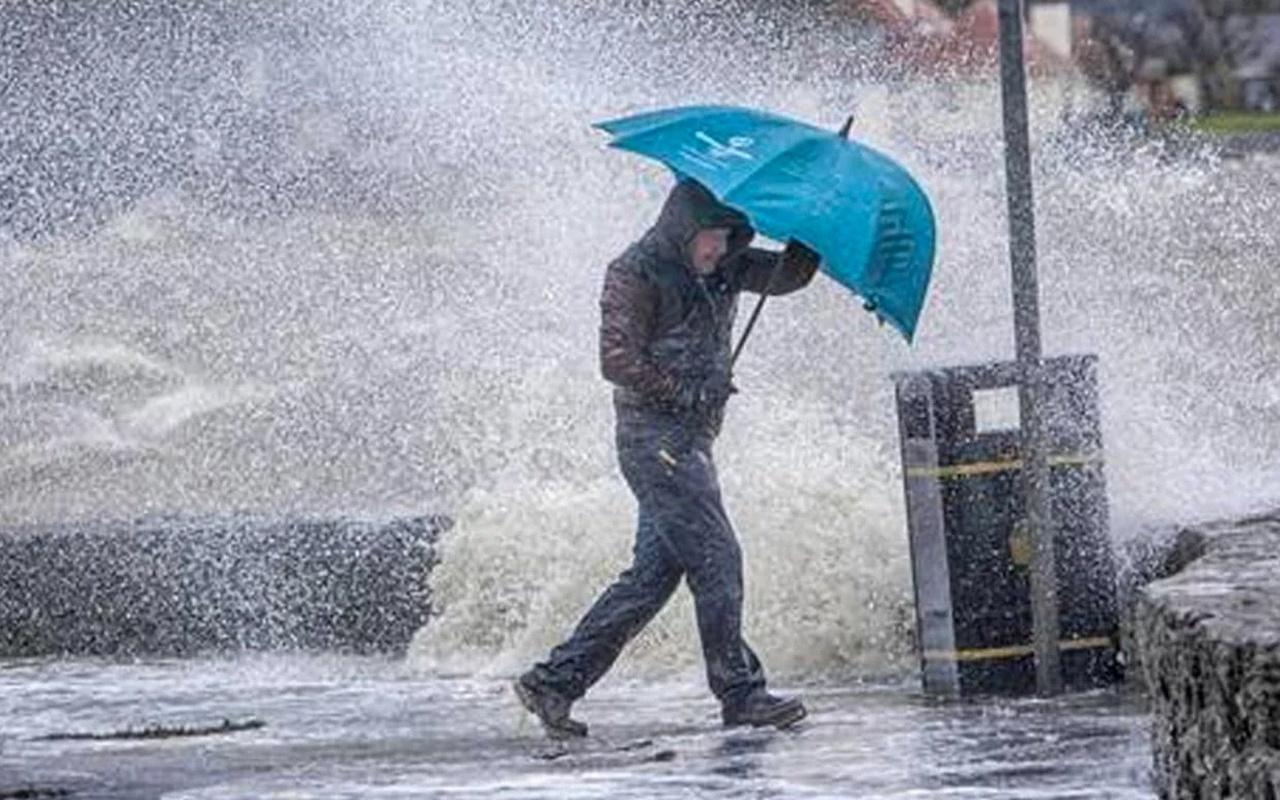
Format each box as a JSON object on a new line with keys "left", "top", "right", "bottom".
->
{"left": 838, "top": 115, "right": 854, "bottom": 139}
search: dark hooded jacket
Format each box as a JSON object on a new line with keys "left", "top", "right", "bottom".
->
{"left": 599, "top": 180, "right": 817, "bottom": 435}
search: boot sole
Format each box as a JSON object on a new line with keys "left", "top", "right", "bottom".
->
{"left": 513, "top": 680, "right": 588, "bottom": 739}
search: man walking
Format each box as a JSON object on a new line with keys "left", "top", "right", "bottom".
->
{"left": 515, "top": 179, "right": 819, "bottom": 738}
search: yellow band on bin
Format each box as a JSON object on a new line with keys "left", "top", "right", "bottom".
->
{"left": 924, "top": 636, "right": 1115, "bottom": 663}
{"left": 906, "top": 454, "right": 1103, "bottom": 480}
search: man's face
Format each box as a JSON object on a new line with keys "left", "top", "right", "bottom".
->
{"left": 687, "top": 227, "right": 731, "bottom": 276}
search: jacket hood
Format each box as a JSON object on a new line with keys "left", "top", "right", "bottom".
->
{"left": 648, "top": 180, "right": 755, "bottom": 270}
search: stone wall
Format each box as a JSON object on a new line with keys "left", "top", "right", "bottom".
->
{"left": 0, "top": 513, "right": 448, "bottom": 658}
{"left": 1124, "top": 512, "right": 1280, "bottom": 799}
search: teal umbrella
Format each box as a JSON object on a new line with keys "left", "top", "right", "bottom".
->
{"left": 595, "top": 104, "right": 936, "bottom": 342}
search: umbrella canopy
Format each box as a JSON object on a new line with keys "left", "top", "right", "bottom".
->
{"left": 595, "top": 105, "right": 936, "bottom": 341}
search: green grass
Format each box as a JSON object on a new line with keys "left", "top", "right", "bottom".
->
{"left": 1190, "top": 112, "right": 1280, "bottom": 135}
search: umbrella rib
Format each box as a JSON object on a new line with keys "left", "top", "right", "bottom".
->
{"left": 716, "top": 135, "right": 846, "bottom": 243}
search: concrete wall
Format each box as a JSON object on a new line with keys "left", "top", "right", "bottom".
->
{"left": 0, "top": 513, "right": 448, "bottom": 658}
{"left": 1124, "top": 512, "right": 1280, "bottom": 799}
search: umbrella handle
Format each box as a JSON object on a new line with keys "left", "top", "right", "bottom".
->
{"left": 731, "top": 292, "right": 768, "bottom": 369}
{"left": 730, "top": 257, "right": 784, "bottom": 369}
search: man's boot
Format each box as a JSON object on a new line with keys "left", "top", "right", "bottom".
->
{"left": 514, "top": 671, "right": 588, "bottom": 739}
{"left": 721, "top": 690, "right": 806, "bottom": 729}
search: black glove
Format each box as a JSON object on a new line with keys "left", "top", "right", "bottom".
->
{"left": 780, "top": 239, "right": 820, "bottom": 272}
{"left": 673, "top": 372, "right": 738, "bottom": 414}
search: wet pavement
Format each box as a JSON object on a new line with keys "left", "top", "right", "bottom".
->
{"left": 0, "top": 655, "right": 1153, "bottom": 799}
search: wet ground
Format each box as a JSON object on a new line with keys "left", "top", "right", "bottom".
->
{"left": 0, "top": 654, "right": 1152, "bottom": 799}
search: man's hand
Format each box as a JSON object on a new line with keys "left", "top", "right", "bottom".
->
{"left": 673, "top": 372, "right": 738, "bottom": 414}
{"left": 780, "top": 239, "right": 820, "bottom": 274}
{"left": 699, "top": 371, "right": 738, "bottom": 409}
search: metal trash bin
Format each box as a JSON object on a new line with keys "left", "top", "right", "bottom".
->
{"left": 893, "top": 354, "right": 1121, "bottom": 696}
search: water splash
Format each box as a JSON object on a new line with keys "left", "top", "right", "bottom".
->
{"left": 3, "top": 0, "right": 1279, "bottom": 681}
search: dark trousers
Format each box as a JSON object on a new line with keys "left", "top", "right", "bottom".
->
{"left": 528, "top": 408, "right": 766, "bottom": 704}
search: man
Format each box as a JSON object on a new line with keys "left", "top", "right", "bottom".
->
{"left": 515, "top": 179, "right": 819, "bottom": 738}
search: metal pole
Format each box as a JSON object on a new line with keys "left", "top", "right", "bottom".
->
{"left": 995, "top": 0, "right": 1061, "bottom": 696}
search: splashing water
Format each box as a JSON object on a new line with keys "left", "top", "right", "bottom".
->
{"left": 2, "top": 0, "right": 1278, "bottom": 684}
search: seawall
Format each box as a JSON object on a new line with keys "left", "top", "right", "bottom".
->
{"left": 0, "top": 513, "right": 448, "bottom": 657}
{"left": 1124, "top": 512, "right": 1280, "bottom": 798}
